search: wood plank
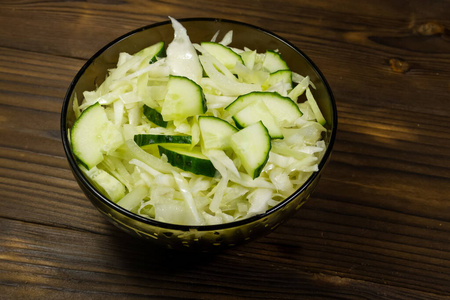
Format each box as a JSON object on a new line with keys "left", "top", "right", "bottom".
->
{"left": 0, "top": 46, "right": 82, "bottom": 112}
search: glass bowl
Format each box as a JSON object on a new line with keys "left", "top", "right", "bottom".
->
{"left": 61, "top": 18, "right": 337, "bottom": 252}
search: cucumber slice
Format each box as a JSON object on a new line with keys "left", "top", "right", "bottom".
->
{"left": 81, "top": 165, "right": 125, "bottom": 202}
{"left": 225, "top": 91, "right": 302, "bottom": 126}
{"left": 232, "top": 101, "right": 283, "bottom": 139}
{"left": 201, "top": 42, "right": 244, "bottom": 69}
{"left": 71, "top": 103, "right": 123, "bottom": 169}
{"left": 158, "top": 145, "right": 217, "bottom": 177}
{"left": 161, "top": 75, "right": 207, "bottom": 121}
{"left": 134, "top": 134, "right": 192, "bottom": 146}
{"left": 262, "top": 50, "right": 289, "bottom": 73}
{"left": 135, "top": 41, "right": 166, "bottom": 64}
{"left": 230, "top": 121, "right": 271, "bottom": 179}
{"left": 240, "top": 49, "right": 257, "bottom": 69}
{"left": 143, "top": 104, "right": 168, "bottom": 128}
{"left": 263, "top": 69, "right": 293, "bottom": 90}
{"left": 198, "top": 116, "right": 238, "bottom": 150}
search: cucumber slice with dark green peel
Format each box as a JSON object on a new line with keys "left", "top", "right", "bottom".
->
{"left": 143, "top": 105, "right": 168, "bottom": 128}
{"left": 158, "top": 145, "right": 217, "bottom": 177}
{"left": 230, "top": 121, "right": 271, "bottom": 179}
{"left": 201, "top": 42, "right": 244, "bottom": 69}
{"left": 134, "top": 134, "right": 192, "bottom": 146}
{"left": 198, "top": 116, "right": 238, "bottom": 150}
{"left": 262, "top": 50, "right": 289, "bottom": 73}
{"left": 135, "top": 41, "right": 166, "bottom": 64}
{"left": 263, "top": 69, "right": 293, "bottom": 90}
{"left": 225, "top": 91, "right": 302, "bottom": 126}
{"left": 161, "top": 75, "right": 207, "bottom": 121}
{"left": 71, "top": 102, "right": 123, "bottom": 170}
{"left": 232, "top": 101, "right": 283, "bottom": 139}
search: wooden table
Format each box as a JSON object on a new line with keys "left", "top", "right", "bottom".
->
{"left": 1, "top": 1, "right": 449, "bottom": 299}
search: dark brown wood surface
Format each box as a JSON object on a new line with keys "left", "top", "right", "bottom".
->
{"left": 1, "top": 1, "right": 449, "bottom": 299}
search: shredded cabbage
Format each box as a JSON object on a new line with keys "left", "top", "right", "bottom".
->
{"left": 75, "top": 18, "right": 327, "bottom": 225}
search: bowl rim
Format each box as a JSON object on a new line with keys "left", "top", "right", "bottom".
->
{"left": 61, "top": 17, "right": 337, "bottom": 232}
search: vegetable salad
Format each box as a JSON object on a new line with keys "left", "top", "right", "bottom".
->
{"left": 71, "top": 17, "right": 327, "bottom": 225}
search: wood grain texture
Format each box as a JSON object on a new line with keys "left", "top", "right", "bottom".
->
{"left": 1, "top": 0, "right": 449, "bottom": 299}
